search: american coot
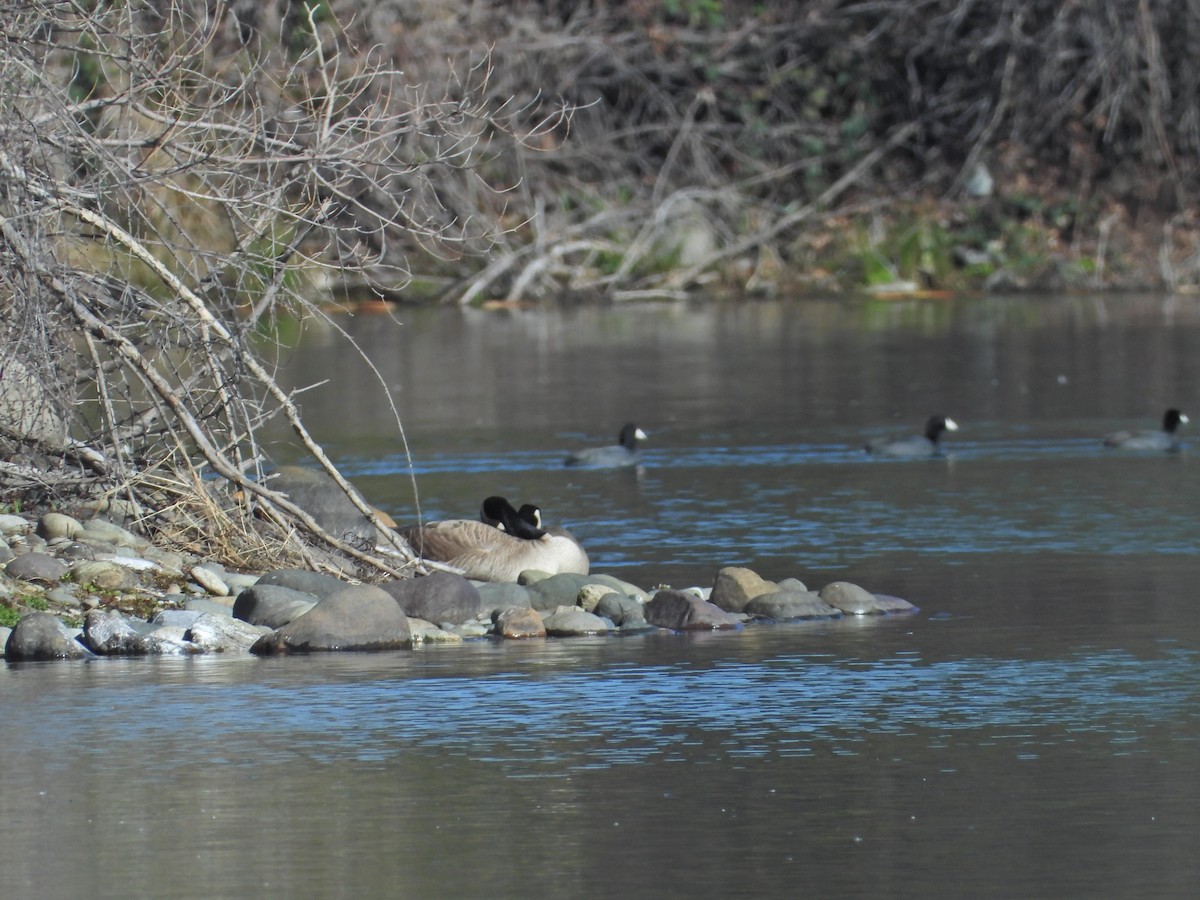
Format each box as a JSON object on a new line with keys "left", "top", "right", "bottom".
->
{"left": 1103, "top": 408, "right": 1188, "bottom": 451}
{"left": 564, "top": 423, "right": 648, "bottom": 468}
{"left": 400, "top": 496, "right": 589, "bottom": 582}
{"left": 865, "top": 416, "right": 959, "bottom": 458}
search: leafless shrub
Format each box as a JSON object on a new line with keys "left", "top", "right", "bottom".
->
{"left": 0, "top": 0, "right": 570, "bottom": 571}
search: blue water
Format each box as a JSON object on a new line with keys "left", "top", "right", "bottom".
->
{"left": 6, "top": 295, "right": 1200, "bottom": 898}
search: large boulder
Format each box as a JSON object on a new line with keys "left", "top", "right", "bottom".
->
{"left": 645, "top": 590, "right": 742, "bottom": 631}
{"left": 233, "top": 584, "right": 319, "bottom": 628}
{"left": 378, "top": 572, "right": 481, "bottom": 625}
{"left": 5, "top": 612, "right": 91, "bottom": 660}
{"left": 250, "top": 585, "right": 412, "bottom": 653}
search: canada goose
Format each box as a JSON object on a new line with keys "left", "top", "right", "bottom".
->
{"left": 865, "top": 416, "right": 959, "bottom": 458}
{"left": 479, "top": 496, "right": 544, "bottom": 536}
{"left": 564, "top": 423, "right": 648, "bottom": 468}
{"left": 402, "top": 497, "right": 589, "bottom": 583}
{"left": 1103, "top": 408, "right": 1188, "bottom": 451}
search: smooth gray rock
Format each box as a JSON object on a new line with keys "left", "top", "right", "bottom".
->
{"left": 83, "top": 608, "right": 176, "bottom": 655}
{"left": 53, "top": 540, "right": 115, "bottom": 562}
{"left": 152, "top": 609, "right": 206, "bottom": 629}
{"left": 5, "top": 552, "right": 68, "bottom": 584}
{"left": 494, "top": 606, "right": 545, "bottom": 639}
{"left": 541, "top": 607, "right": 612, "bottom": 636}
{"left": 525, "top": 573, "right": 594, "bottom": 611}
{"left": 871, "top": 593, "right": 920, "bottom": 614}
{"left": 819, "top": 581, "right": 890, "bottom": 615}
{"left": 141, "top": 546, "right": 186, "bottom": 577}
{"left": 578, "top": 583, "right": 618, "bottom": 613}
{"left": 0, "top": 514, "right": 30, "bottom": 535}
{"left": 37, "top": 512, "right": 82, "bottom": 541}
{"left": 46, "top": 586, "right": 82, "bottom": 608}
{"left": 233, "top": 584, "right": 318, "bottom": 628}
{"left": 594, "top": 592, "right": 645, "bottom": 626}
{"left": 223, "top": 571, "right": 260, "bottom": 594}
{"left": 378, "top": 572, "right": 481, "bottom": 625}
{"left": 71, "top": 560, "right": 141, "bottom": 591}
{"left": 645, "top": 589, "right": 742, "bottom": 631}
{"left": 143, "top": 625, "right": 203, "bottom": 655}
{"left": 5, "top": 612, "right": 91, "bottom": 660}
{"left": 710, "top": 566, "right": 777, "bottom": 613}
{"left": 744, "top": 589, "right": 840, "bottom": 620}
{"left": 183, "top": 597, "right": 237, "bottom": 617}
{"left": 586, "top": 574, "right": 651, "bottom": 603}
{"left": 186, "top": 613, "right": 271, "bottom": 653}
{"left": 255, "top": 568, "right": 349, "bottom": 600}
{"left": 79, "top": 519, "right": 149, "bottom": 551}
{"left": 777, "top": 577, "right": 808, "bottom": 593}
{"left": 475, "top": 582, "right": 534, "bottom": 616}
{"left": 190, "top": 565, "right": 230, "bottom": 597}
{"left": 0, "top": 538, "right": 12, "bottom": 565}
{"left": 250, "top": 585, "right": 412, "bottom": 654}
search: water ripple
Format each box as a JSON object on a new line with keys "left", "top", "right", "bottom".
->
{"left": 19, "top": 647, "right": 1197, "bottom": 777}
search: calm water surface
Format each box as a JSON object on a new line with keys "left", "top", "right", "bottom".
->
{"left": 5, "top": 294, "right": 1200, "bottom": 898}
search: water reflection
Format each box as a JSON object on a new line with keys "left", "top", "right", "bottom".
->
{"left": 5, "top": 634, "right": 1197, "bottom": 778}
{"left": 9, "top": 295, "right": 1200, "bottom": 899}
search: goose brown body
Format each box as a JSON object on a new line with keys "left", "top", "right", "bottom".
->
{"left": 401, "top": 498, "right": 589, "bottom": 583}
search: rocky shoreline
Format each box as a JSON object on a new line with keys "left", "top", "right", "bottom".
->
{"left": 0, "top": 509, "right": 917, "bottom": 662}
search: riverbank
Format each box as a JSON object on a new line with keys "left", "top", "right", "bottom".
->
{"left": 0, "top": 507, "right": 916, "bottom": 662}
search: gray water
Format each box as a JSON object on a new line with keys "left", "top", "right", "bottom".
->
{"left": 5, "top": 294, "right": 1200, "bottom": 898}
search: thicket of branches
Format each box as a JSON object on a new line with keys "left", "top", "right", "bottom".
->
{"left": 0, "top": 0, "right": 567, "bottom": 573}
{"left": 440, "top": 0, "right": 1200, "bottom": 299}
{"left": 1, "top": 0, "right": 1197, "bottom": 572}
